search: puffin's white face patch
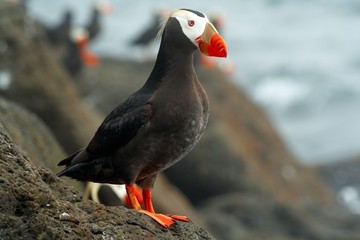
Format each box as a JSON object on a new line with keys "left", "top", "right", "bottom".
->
{"left": 70, "top": 27, "right": 88, "bottom": 42}
{"left": 172, "top": 10, "right": 208, "bottom": 46}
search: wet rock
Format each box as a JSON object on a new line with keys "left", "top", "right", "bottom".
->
{"left": 201, "top": 193, "right": 360, "bottom": 240}
{"left": 0, "top": 122, "right": 215, "bottom": 239}
{"left": 316, "top": 157, "right": 360, "bottom": 214}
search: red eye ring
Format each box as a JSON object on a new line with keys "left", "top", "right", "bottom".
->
{"left": 188, "top": 20, "right": 195, "bottom": 27}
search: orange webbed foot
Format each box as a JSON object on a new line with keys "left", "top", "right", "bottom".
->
{"left": 139, "top": 210, "right": 175, "bottom": 228}
{"left": 168, "top": 214, "right": 190, "bottom": 222}
{"left": 126, "top": 185, "right": 190, "bottom": 228}
{"left": 139, "top": 211, "right": 190, "bottom": 228}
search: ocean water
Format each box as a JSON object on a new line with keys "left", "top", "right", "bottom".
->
{"left": 28, "top": 0, "right": 360, "bottom": 165}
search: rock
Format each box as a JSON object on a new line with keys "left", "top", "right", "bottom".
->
{"left": 0, "top": 1, "right": 102, "bottom": 154}
{"left": 316, "top": 157, "right": 360, "bottom": 214}
{"left": 0, "top": 122, "right": 215, "bottom": 239}
{"left": 0, "top": 96, "right": 84, "bottom": 191}
{"left": 0, "top": 96, "right": 65, "bottom": 170}
{"left": 152, "top": 174, "right": 207, "bottom": 227}
{"left": 201, "top": 193, "right": 360, "bottom": 240}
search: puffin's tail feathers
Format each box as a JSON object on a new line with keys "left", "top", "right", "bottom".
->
{"left": 57, "top": 157, "right": 116, "bottom": 183}
{"left": 57, "top": 162, "right": 89, "bottom": 179}
{"left": 58, "top": 148, "right": 84, "bottom": 166}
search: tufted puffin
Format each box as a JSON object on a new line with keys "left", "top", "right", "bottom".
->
{"left": 86, "top": 0, "right": 112, "bottom": 41}
{"left": 57, "top": 8, "right": 227, "bottom": 228}
{"left": 130, "top": 7, "right": 169, "bottom": 47}
{"left": 46, "top": 9, "right": 73, "bottom": 46}
{"left": 62, "top": 27, "right": 99, "bottom": 77}
{"left": 83, "top": 182, "right": 143, "bottom": 207}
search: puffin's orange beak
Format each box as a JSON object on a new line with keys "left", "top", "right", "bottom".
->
{"left": 100, "top": 4, "right": 113, "bottom": 15}
{"left": 196, "top": 22, "right": 227, "bottom": 58}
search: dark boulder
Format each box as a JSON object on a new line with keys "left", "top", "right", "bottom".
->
{"left": 0, "top": 96, "right": 65, "bottom": 170}
{"left": 0, "top": 96, "right": 84, "bottom": 191}
{"left": 201, "top": 193, "right": 360, "bottom": 240}
{"left": 316, "top": 157, "right": 360, "bottom": 214}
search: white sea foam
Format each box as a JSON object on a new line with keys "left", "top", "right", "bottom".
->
{"left": 0, "top": 70, "right": 12, "bottom": 90}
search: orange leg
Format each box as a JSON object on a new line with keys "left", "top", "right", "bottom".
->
{"left": 125, "top": 184, "right": 189, "bottom": 228}
{"left": 142, "top": 188, "right": 190, "bottom": 225}
{"left": 124, "top": 184, "right": 143, "bottom": 206}
{"left": 142, "top": 189, "right": 155, "bottom": 213}
{"left": 125, "top": 184, "right": 141, "bottom": 210}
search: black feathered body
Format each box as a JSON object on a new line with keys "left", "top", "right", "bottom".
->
{"left": 58, "top": 17, "right": 209, "bottom": 189}
{"left": 62, "top": 39, "right": 83, "bottom": 76}
{"left": 46, "top": 10, "right": 72, "bottom": 46}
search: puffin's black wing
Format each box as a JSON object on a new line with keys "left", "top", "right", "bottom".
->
{"left": 86, "top": 102, "right": 153, "bottom": 156}
{"left": 46, "top": 10, "right": 72, "bottom": 46}
{"left": 57, "top": 99, "right": 153, "bottom": 168}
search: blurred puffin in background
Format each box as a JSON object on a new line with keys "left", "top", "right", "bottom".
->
{"left": 45, "top": 8, "right": 73, "bottom": 47}
{"left": 62, "top": 27, "right": 99, "bottom": 77}
{"left": 86, "top": 0, "right": 112, "bottom": 42}
{"left": 130, "top": 7, "right": 170, "bottom": 59}
{"left": 83, "top": 182, "right": 143, "bottom": 207}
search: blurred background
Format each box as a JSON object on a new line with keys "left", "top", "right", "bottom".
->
{"left": 1, "top": 0, "right": 360, "bottom": 239}
{"left": 27, "top": 0, "right": 360, "bottom": 165}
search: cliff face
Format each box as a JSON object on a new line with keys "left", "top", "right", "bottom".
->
{"left": 0, "top": 121, "right": 214, "bottom": 239}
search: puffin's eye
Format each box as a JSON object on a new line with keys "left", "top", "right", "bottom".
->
{"left": 188, "top": 20, "right": 195, "bottom": 27}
